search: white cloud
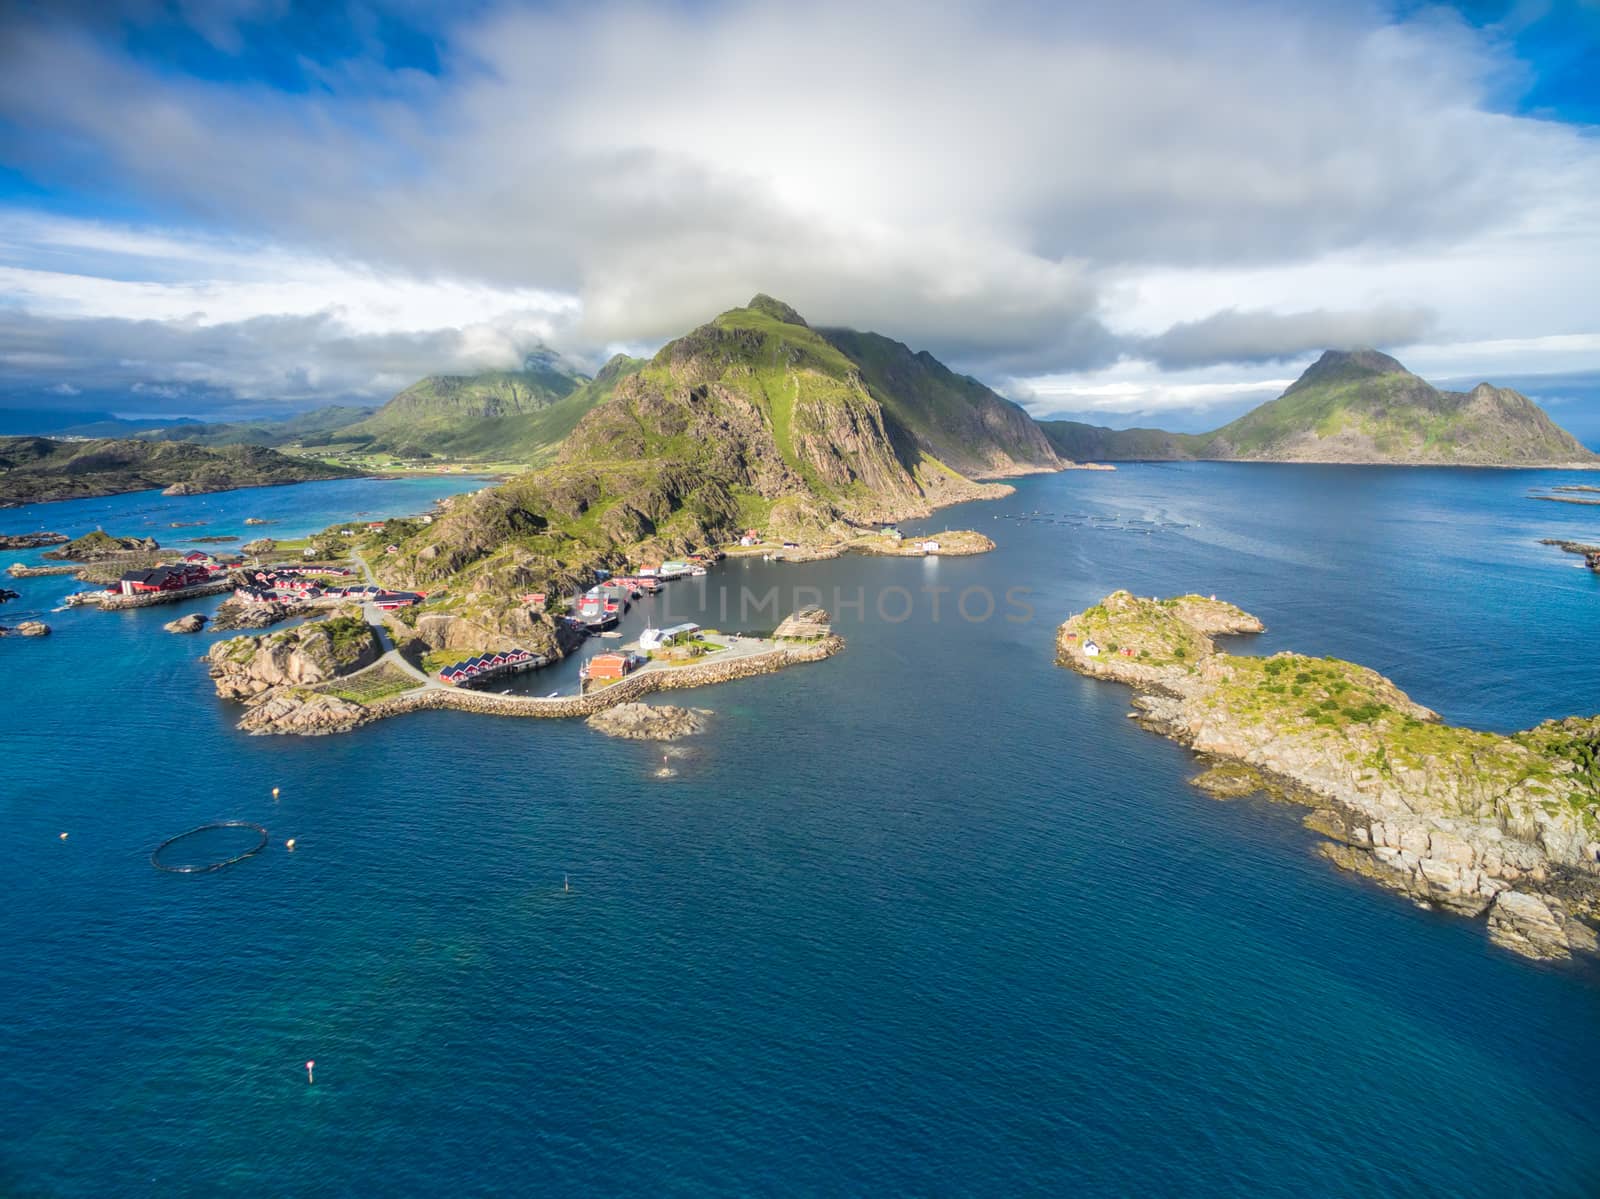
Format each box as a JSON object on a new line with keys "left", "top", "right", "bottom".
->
{"left": 0, "top": 0, "right": 1596, "bottom": 413}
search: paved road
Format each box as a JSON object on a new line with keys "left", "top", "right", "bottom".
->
{"left": 349, "top": 550, "right": 439, "bottom": 688}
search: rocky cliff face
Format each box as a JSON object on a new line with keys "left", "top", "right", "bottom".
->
{"left": 1057, "top": 590, "right": 1600, "bottom": 960}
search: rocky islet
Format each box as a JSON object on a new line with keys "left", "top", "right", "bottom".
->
{"left": 1056, "top": 590, "right": 1600, "bottom": 960}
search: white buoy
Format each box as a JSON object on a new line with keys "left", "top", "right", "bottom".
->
{"left": 305, "top": 1060, "right": 315, "bottom": 1084}
{"left": 272, "top": 787, "right": 280, "bottom": 800}
{"left": 59, "top": 832, "right": 68, "bottom": 840}
{"left": 285, "top": 838, "right": 296, "bottom": 851}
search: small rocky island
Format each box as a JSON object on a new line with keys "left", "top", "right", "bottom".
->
{"left": 586, "top": 703, "right": 710, "bottom": 741}
{"left": 1056, "top": 590, "right": 1600, "bottom": 960}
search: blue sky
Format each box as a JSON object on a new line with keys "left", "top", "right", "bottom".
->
{"left": 0, "top": 0, "right": 1597, "bottom": 436}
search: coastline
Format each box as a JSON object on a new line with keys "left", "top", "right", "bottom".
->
{"left": 1055, "top": 590, "right": 1600, "bottom": 960}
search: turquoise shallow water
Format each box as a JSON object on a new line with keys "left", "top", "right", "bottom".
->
{"left": 2, "top": 466, "right": 1599, "bottom": 1196}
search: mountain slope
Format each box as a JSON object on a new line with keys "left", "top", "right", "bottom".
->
{"left": 1040, "top": 350, "right": 1597, "bottom": 465}
{"left": 370, "top": 353, "right": 646, "bottom": 463}
{"left": 375, "top": 296, "right": 1021, "bottom": 602}
{"left": 331, "top": 350, "right": 593, "bottom": 458}
{"left": 0, "top": 438, "right": 361, "bottom": 507}
{"left": 820, "top": 328, "right": 1062, "bottom": 476}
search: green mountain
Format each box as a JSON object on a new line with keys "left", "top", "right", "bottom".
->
{"left": 1040, "top": 350, "right": 1597, "bottom": 465}
{"left": 819, "top": 327, "right": 1061, "bottom": 477}
{"left": 0, "top": 438, "right": 360, "bottom": 507}
{"left": 374, "top": 296, "right": 1056, "bottom": 604}
{"left": 328, "top": 349, "right": 604, "bottom": 460}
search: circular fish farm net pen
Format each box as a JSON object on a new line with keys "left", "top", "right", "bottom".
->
{"left": 151, "top": 821, "right": 269, "bottom": 873}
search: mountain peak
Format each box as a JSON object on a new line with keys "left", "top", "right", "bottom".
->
{"left": 1285, "top": 348, "right": 1410, "bottom": 394}
{"left": 745, "top": 294, "right": 809, "bottom": 327}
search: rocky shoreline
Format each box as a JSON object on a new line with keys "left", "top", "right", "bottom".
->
{"left": 724, "top": 527, "right": 996, "bottom": 563}
{"left": 1056, "top": 590, "right": 1600, "bottom": 960}
{"left": 586, "top": 703, "right": 710, "bottom": 741}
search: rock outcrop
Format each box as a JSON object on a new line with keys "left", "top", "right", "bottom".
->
{"left": 235, "top": 688, "right": 372, "bottom": 736}
{"left": 42, "top": 531, "right": 158, "bottom": 560}
{"left": 4, "top": 620, "right": 51, "bottom": 637}
{"left": 774, "top": 607, "right": 833, "bottom": 639}
{"left": 1057, "top": 590, "right": 1600, "bottom": 960}
{"left": 586, "top": 703, "right": 710, "bottom": 741}
{"left": 0, "top": 531, "right": 67, "bottom": 550}
{"left": 211, "top": 597, "right": 310, "bottom": 630}
{"left": 208, "top": 614, "right": 379, "bottom": 701}
{"left": 164, "top": 613, "right": 208, "bottom": 634}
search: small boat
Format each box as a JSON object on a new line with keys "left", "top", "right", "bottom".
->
{"left": 690, "top": 565, "right": 708, "bottom": 577}
{"left": 599, "top": 630, "right": 622, "bottom": 638}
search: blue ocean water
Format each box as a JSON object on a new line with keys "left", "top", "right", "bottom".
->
{"left": 2, "top": 466, "right": 1598, "bottom": 1197}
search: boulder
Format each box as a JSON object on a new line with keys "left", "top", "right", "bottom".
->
{"left": 1487, "top": 891, "right": 1598, "bottom": 959}
{"left": 211, "top": 598, "right": 309, "bottom": 631}
{"left": 237, "top": 689, "right": 370, "bottom": 736}
{"left": 586, "top": 703, "right": 711, "bottom": 741}
{"left": 164, "top": 613, "right": 208, "bottom": 634}
{"left": 15, "top": 620, "right": 49, "bottom": 637}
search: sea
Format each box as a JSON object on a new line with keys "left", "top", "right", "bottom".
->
{"left": 2, "top": 465, "right": 1598, "bottom": 1197}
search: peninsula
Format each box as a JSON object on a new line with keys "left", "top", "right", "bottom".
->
{"left": 1056, "top": 590, "right": 1600, "bottom": 959}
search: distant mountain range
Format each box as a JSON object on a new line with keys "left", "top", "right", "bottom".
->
{"left": 4, "top": 320, "right": 1593, "bottom": 518}
{"left": 0, "top": 438, "right": 359, "bottom": 507}
{"left": 1040, "top": 350, "right": 1596, "bottom": 466}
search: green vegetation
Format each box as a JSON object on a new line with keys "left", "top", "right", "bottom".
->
{"left": 1068, "top": 592, "right": 1221, "bottom": 667}
{"left": 1038, "top": 349, "right": 1595, "bottom": 465}
{"left": 303, "top": 350, "right": 644, "bottom": 465}
{"left": 821, "top": 328, "right": 1061, "bottom": 475}
{"left": 320, "top": 614, "right": 377, "bottom": 667}
{"left": 1063, "top": 591, "right": 1600, "bottom": 837}
{"left": 348, "top": 295, "right": 1032, "bottom": 618}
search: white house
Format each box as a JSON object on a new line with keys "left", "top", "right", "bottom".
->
{"left": 639, "top": 623, "right": 700, "bottom": 651}
{"left": 920, "top": 540, "right": 941, "bottom": 554}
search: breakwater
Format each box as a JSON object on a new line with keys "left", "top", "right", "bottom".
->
{"left": 381, "top": 637, "right": 843, "bottom": 720}
{"left": 242, "top": 636, "right": 845, "bottom": 734}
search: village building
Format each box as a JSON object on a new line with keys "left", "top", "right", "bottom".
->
{"left": 118, "top": 563, "right": 211, "bottom": 596}
{"left": 582, "top": 651, "right": 642, "bottom": 681}
{"left": 639, "top": 622, "right": 701, "bottom": 651}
